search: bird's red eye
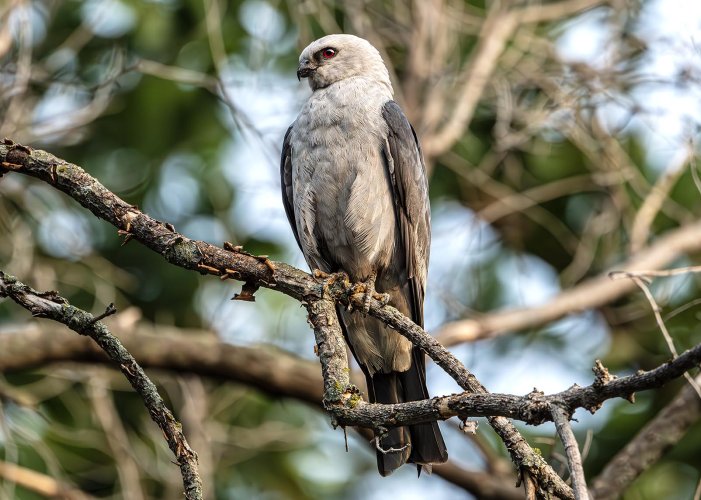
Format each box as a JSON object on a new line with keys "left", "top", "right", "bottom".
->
{"left": 322, "top": 48, "right": 336, "bottom": 59}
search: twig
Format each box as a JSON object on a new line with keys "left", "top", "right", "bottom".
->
{"left": 0, "top": 271, "right": 203, "bottom": 500}
{"left": 87, "top": 372, "right": 146, "bottom": 500}
{"left": 551, "top": 405, "right": 589, "bottom": 500}
{"left": 629, "top": 149, "right": 691, "bottom": 252}
{"left": 610, "top": 272, "right": 701, "bottom": 399}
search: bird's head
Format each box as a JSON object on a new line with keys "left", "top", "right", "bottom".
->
{"left": 297, "top": 34, "right": 392, "bottom": 92}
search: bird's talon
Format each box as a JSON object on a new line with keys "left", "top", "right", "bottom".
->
{"left": 375, "top": 292, "right": 390, "bottom": 306}
{"left": 313, "top": 269, "right": 329, "bottom": 279}
{"left": 313, "top": 270, "right": 350, "bottom": 298}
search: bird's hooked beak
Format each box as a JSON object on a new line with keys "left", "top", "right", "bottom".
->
{"left": 297, "top": 59, "right": 316, "bottom": 81}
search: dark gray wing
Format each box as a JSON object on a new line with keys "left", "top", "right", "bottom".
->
{"left": 280, "top": 124, "right": 302, "bottom": 250}
{"left": 381, "top": 101, "right": 431, "bottom": 327}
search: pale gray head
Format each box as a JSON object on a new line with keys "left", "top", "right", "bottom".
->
{"left": 297, "top": 34, "right": 393, "bottom": 93}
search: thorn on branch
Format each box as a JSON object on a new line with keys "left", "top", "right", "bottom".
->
{"left": 196, "top": 263, "right": 221, "bottom": 276}
{"left": 90, "top": 303, "right": 118, "bottom": 324}
{"left": 118, "top": 212, "right": 139, "bottom": 246}
{"left": 224, "top": 242, "right": 277, "bottom": 280}
{"left": 220, "top": 268, "right": 241, "bottom": 280}
{"left": 118, "top": 229, "right": 135, "bottom": 246}
{"left": 592, "top": 359, "right": 616, "bottom": 388}
{"left": 232, "top": 281, "right": 259, "bottom": 302}
{"left": 120, "top": 361, "right": 136, "bottom": 377}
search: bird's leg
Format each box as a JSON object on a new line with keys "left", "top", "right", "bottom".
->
{"left": 352, "top": 272, "right": 390, "bottom": 314}
{"left": 312, "top": 269, "right": 350, "bottom": 298}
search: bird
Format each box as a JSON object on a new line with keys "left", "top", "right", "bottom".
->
{"left": 280, "top": 34, "right": 447, "bottom": 476}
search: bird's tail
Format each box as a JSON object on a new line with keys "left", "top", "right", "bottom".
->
{"left": 367, "top": 348, "right": 448, "bottom": 476}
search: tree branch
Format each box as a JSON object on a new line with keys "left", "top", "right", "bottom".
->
{"left": 551, "top": 405, "right": 589, "bottom": 500}
{"left": 0, "top": 140, "right": 573, "bottom": 497}
{"left": 437, "top": 218, "right": 701, "bottom": 345}
{"left": 0, "top": 271, "right": 203, "bottom": 500}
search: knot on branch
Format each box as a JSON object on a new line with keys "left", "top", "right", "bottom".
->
{"left": 324, "top": 381, "right": 362, "bottom": 409}
{"left": 520, "top": 388, "right": 550, "bottom": 425}
{"left": 1, "top": 142, "right": 30, "bottom": 174}
{"left": 592, "top": 359, "right": 616, "bottom": 388}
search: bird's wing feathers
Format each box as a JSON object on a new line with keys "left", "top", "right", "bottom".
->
{"left": 280, "top": 124, "right": 302, "bottom": 250}
{"left": 381, "top": 101, "right": 431, "bottom": 327}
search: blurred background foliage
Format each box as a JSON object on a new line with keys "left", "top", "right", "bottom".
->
{"left": 1, "top": 0, "right": 701, "bottom": 498}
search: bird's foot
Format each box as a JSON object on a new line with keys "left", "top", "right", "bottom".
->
{"left": 350, "top": 273, "right": 390, "bottom": 314}
{"left": 312, "top": 269, "right": 350, "bottom": 298}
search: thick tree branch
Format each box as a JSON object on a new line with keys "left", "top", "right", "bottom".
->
{"left": 0, "top": 140, "right": 573, "bottom": 497}
{"left": 5, "top": 322, "right": 699, "bottom": 431}
{"left": 0, "top": 272, "right": 203, "bottom": 500}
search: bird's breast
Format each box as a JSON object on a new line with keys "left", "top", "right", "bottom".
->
{"left": 290, "top": 85, "right": 397, "bottom": 278}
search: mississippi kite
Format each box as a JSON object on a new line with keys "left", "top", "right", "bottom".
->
{"left": 280, "top": 34, "right": 447, "bottom": 476}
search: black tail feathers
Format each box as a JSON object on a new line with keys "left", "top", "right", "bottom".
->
{"left": 367, "top": 357, "right": 448, "bottom": 476}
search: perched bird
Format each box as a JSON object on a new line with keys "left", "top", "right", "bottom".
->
{"left": 280, "top": 34, "right": 447, "bottom": 476}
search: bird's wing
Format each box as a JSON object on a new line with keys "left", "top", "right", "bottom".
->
{"left": 381, "top": 101, "right": 431, "bottom": 327}
{"left": 280, "top": 124, "right": 303, "bottom": 250}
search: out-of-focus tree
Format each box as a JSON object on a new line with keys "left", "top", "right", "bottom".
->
{"left": 1, "top": 0, "right": 700, "bottom": 499}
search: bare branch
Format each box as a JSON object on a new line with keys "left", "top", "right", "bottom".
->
{"left": 0, "top": 271, "right": 204, "bottom": 500}
{"left": 551, "top": 405, "right": 590, "bottom": 500}
{"left": 609, "top": 272, "right": 701, "bottom": 398}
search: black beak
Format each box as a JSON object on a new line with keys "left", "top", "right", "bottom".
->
{"left": 297, "top": 60, "right": 315, "bottom": 81}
